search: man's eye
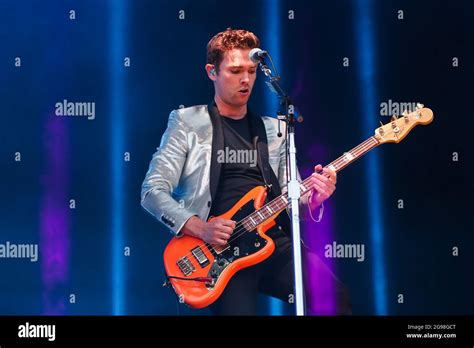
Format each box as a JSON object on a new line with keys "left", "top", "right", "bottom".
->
{"left": 231, "top": 70, "right": 240, "bottom": 74}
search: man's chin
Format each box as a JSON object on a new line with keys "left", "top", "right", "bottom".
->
{"left": 235, "top": 93, "right": 251, "bottom": 103}
{"left": 230, "top": 98, "right": 249, "bottom": 106}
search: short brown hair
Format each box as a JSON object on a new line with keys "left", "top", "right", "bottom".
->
{"left": 206, "top": 28, "right": 260, "bottom": 74}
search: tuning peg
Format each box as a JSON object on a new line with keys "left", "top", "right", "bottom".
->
{"left": 378, "top": 125, "right": 385, "bottom": 136}
{"left": 391, "top": 121, "right": 401, "bottom": 137}
{"left": 379, "top": 121, "right": 384, "bottom": 127}
{"left": 416, "top": 103, "right": 424, "bottom": 110}
{"left": 401, "top": 111, "right": 409, "bottom": 122}
{"left": 391, "top": 115, "right": 398, "bottom": 121}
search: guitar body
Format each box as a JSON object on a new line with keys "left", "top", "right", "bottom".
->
{"left": 163, "top": 186, "right": 278, "bottom": 309}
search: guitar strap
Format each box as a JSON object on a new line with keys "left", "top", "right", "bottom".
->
{"left": 247, "top": 109, "right": 292, "bottom": 236}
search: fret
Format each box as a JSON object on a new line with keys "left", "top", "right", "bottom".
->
{"left": 324, "top": 137, "right": 378, "bottom": 174}
{"left": 273, "top": 199, "right": 285, "bottom": 210}
{"left": 343, "top": 151, "right": 354, "bottom": 161}
{"left": 249, "top": 216, "right": 256, "bottom": 227}
{"left": 243, "top": 220, "right": 253, "bottom": 231}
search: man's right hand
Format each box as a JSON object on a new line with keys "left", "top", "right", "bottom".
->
{"left": 182, "top": 216, "right": 236, "bottom": 246}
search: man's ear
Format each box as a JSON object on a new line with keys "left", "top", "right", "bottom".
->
{"left": 205, "top": 64, "right": 217, "bottom": 81}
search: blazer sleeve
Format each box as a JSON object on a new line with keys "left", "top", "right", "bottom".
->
{"left": 141, "top": 110, "right": 197, "bottom": 236}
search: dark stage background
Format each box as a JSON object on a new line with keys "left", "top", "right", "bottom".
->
{"left": 0, "top": 0, "right": 473, "bottom": 316}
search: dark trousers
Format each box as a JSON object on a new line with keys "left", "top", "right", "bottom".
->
{"left": 208, "top": 228, "right": 352, "bottom": 315}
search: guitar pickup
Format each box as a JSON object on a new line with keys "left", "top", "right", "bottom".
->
{"left": 191, "top": 246, "right": 210, "bottom": 268}
{"left": 177, "top": 256, "right": 195, "bottom": 276}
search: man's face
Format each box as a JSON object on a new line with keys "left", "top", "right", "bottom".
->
{"left": 208, "top": 48, "right": 258, "bottom": 109}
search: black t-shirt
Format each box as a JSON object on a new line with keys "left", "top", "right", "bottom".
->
{"left": 209, "top": 115, "right": 266, "bottom": 217}
{"left": 209, "top": 113, "right": 289, "bottom": 241}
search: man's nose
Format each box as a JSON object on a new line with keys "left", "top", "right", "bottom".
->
{"left": 241, "top": 72, "right": 250, "bottom": 83}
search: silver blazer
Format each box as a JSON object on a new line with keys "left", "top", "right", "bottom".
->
{"left": 141, "top": 103, "right": 317, "bottom": 237}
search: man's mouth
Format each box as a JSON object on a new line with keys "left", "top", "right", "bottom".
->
{"left": 238, "top": 88, "right": 249, "bottom": 96}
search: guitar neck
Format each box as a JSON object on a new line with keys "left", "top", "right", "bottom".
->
{"left": 300, "top": 135, "right": 380, "bottom": 193}
{"left": 240, "top": 136, "right": 381, "bottom": 232}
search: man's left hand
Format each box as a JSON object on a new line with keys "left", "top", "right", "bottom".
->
{"left": 307, "top": 164, "right": 337, "bottom": 210}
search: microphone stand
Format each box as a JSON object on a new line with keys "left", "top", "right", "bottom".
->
{"left": 259, "top": 56, "right": 305, "bottom": 316}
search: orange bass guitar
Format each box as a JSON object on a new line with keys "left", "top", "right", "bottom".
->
{"left": 163, "top": 106, "right": 433, "bottom": 308}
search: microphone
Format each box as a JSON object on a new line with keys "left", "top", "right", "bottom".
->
{"left": 249, "top": 48, "right": 268, "bottom": 63}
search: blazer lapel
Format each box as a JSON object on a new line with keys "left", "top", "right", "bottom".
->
{"left": 248, "top": 110, "right": 292, "bottom": 235}
{"left": 247, "top": 109, "right": 282, "bottom": 199}
{"left": 208, "top": 100, "right": 224, "bottom": 203}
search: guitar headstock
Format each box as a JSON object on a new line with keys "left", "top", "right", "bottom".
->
{"left": 374, "top": 104, "right": 434, "bottom": 144}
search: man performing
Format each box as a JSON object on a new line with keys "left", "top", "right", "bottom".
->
{"left": 141, "top": 28, "right": 352, "bottom": 315}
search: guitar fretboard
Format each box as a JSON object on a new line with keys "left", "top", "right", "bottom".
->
{"left": 241, "top": 136, "right": 380, "bottom": 231}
